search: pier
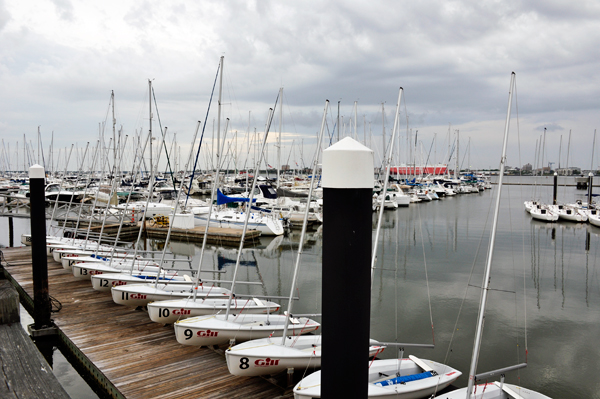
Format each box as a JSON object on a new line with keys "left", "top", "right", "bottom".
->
{"left": 0, "top": 279, "right": 70, "bottom": 398}
{"left": 0, "top": 246, "right": 288, "bottom": 399}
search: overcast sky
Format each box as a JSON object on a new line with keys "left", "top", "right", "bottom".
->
{"left": 1, "top": 0, "right": 599, "bottom": 172}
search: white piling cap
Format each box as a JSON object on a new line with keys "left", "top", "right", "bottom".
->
{"left": 29, "top": 164, "right": 45, "bottom": 179}
{"left": 322, "top": 137, "right": 374, "bottom": 189}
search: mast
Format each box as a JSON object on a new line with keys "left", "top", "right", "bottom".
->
{"left": 112, "top": 90, "right": 116, "bottom": 182}
{"left": 382, "top": 102, "right": 385, "bottom": 169}
{"left": 466, "top": 72, "right": 516, "bottom": 398}
{"left": 456, "top": 129, "right": 460, "bottom": 178}
{"left": 277, "top": 87, "right": 282, "bottom": 188}
{"left": 217, "top": 56, "right": 224, "bottom": 173}
{"left": 149, "top": 80, "right": 153, "bottom": 178}
{"left": 371, "top": 88, "right": 403, "bottom": 281}
{"left": 353, "top": 101, "right": 358, "bottom": 141}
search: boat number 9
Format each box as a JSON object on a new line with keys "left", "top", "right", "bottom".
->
{"left": 239, "top": 357, "right": 250, "bottom": 369}
{"left": 159, "top": 308, "right": 170, "bottom": 318}
{"left": 184, "top": 329, "right": 192, "bottom": 340}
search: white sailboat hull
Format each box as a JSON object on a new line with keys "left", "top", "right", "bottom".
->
{"left": 173, "top": 313, "right": 318, "bottom": 346}
{"left": 434, "top": 382, "right": 551, "bottom": 398}
{"left": 294, "top": 357, "right": 462, "bottom": 399}
{"left": 91, "top": 272, "right": 184, "bottom": 292}
{"left": 111, "top": 283, "right": 231, "bottom": 307}
{"left": 225, "top": 336, "right": 384, "bottom": 377}
{"left": 147, "top": 298, "right": 281, "bottom": 324}
{"left": 71, "top": 261, "right": 161, "bottom": 280}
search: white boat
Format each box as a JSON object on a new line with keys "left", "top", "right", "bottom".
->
{"left": 193, "top": 207, "right": 285, "bottom": 236}
{"left": 72, "top": 260, "right": 162, "bottom": 279}
{"left": 225, "top": 336, "right": 385, "bottom": 377}
{"left": 550, "top": 204, "right": 587, "bottom": 222}
{"left": 435, "top": 381, "right": 551, "bottom": 399}
{"left": 173, "top": 312, "right": 318, "bottom": 346}
{"left": 90, "top": 272, "right": 184, "bottom": 292}
{"left": 59, "top": 251, "right": 139, "bottom": 269}
{"left": 147, "top": 297, "right": 281, "bottom": 324}
{"left": 111, "top": 283, "right": 231, "bottom": 307}
{"left": 523, "top": 200, "right": 540, "bottom": 213}
{"left": 584, "top": 208, "right": 600, "bottom": 227}
{"left": 529, "top": 204, "right": 558, "bottom": 222}
{"left": 293, "top": 355, "right": 462, "bottom": 399}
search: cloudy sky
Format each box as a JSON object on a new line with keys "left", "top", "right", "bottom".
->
{"left": 1, "top": 0, "right": 599, "bottom": 172}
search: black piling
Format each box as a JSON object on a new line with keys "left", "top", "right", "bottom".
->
{"left": 553, "top": 172, "right": 558, "bottom": 205}
{"left": 321, "top": 138, "right": 373, "bottom": 399}
{"left": 588, "top": 173, "right": 594, "bottom": 207}
{"left": 28, "top": 165, "right": 52, "bottom": 332}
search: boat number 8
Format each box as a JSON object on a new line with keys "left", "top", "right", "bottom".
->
{"left": 240, "top": 357, "right": 250, "bottom": 369}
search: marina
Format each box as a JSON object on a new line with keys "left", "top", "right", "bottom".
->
{"left": 0, "top": 175, "right": 598, "bottom": 398}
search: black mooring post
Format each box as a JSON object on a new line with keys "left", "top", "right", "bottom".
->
{"left": 8, "top": 216, "right": 14, "bottom": 247}
{"left": 553, "top": 172, "right": 558, "bottom": 205}
{"left": 29, "top": 164, "right": 51, "bottom": 330}
{"left": 588, "top": 172, "right": 594, "bottom": 207}
{"left": 322, "top": 138, "right": 373, "bottom": 399}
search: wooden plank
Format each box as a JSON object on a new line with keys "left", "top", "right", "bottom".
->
{"left": 0, "top": 280, "right": 70, "bottom": 399}
{"left": 1, "top": 247, "right": 288, "bottom": 399}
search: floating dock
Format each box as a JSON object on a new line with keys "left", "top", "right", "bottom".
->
{"left": 0, "top": 246, "right": 287, "bottom": 399}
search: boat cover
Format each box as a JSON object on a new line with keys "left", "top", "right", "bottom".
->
{"left": 374, "top": 371, "right": 434, "bottom": 387}
{"left": 217, "top": 189, "right": 257, "bottom": 205}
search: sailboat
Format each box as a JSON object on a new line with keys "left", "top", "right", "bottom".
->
{"left": 434, "top": 73, "right": 551, "bottom": 399}
{"left": 170, "top": 100, "right": 327, "bottom": 345}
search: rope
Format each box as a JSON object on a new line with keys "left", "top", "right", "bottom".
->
{"left": 441, "top": 188, "right": 495, "bottom": 370}
{"left": 416, "top": 204, "right": 435, "bottom": 344}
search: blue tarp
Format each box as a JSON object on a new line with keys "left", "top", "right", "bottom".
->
{"left": 374, "top": 371, "right": 434, "bottom": 387}
{"left": 216, "top": 189, "right": 257, "bottom": 205}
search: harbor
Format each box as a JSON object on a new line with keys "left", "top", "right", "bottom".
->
{"left": 0, "top": 175, "right": 598, "bottom": 398}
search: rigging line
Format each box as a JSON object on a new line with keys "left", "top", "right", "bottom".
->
{"left": 151, "top": 87, "right": 176, "bottom": 189}
{"left": 441, "top": 181, "right": 496, "bottom": 368}
{"left": 514, "top": 76, "right": 529, "bottom": 362}
{"left": 416, "top": 200, "right": 435, "bottom": 344}
{"left": 507, "top": 183, "right": 524, "bottom": 369}
{"left": 186, "top": 61, "right": 221, "bottom": 207}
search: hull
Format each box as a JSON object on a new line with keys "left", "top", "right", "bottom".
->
{"left": 434, "top": 382, "right": 551, "bottom": 398}
{"left": 147, "top": 298, "right": 280, "bottom": 324}
{"left": 91, "top": 272, "right": 184, "bottom": 292}
{"left": 71, "top": 261, "right": 161, "bottom": 280}
{"left": 193, "top": 211, "right": 285, "bottom": 236}
{"left": 60, "top": 252, "right": 137, "bottom": 269}
{"left": 226, "top": 336, "right": 384, "bottom": 377}
{"left": 173, "top": 313, "right": 319, "bottom": 346}
{"left": 529, "top": 207, "right": 558, "bottom": 222}
{"left": 294, "top": 357, "right": 462, "bottom": 399}
{"left": 111, "top": 283, "right": 231, "bottom": 307}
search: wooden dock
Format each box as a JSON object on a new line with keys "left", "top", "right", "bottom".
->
{"left": 0, "top": 246, "right": 288, "bottom": 399}
{"left": 0, "top": 279, "right": 70, "bottom": 399}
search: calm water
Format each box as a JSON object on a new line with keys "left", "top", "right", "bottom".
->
{"left": 2, "top": 177, "right": 599, "bottom": 398}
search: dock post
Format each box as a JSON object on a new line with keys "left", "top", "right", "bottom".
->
{"left": 28, "top": 164, "right": 55, "bottom": 336}
{"left": 322, "top": 137, "right": 373, "bottom": 399}
{"left": 588, "top": 172, "right": 594, "bottom": 207}
{"left": 8, "top": 216, "right": 14, "bottom": 247}
{"left": 553, "top": 172, "right": 558, "bottom": 205}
